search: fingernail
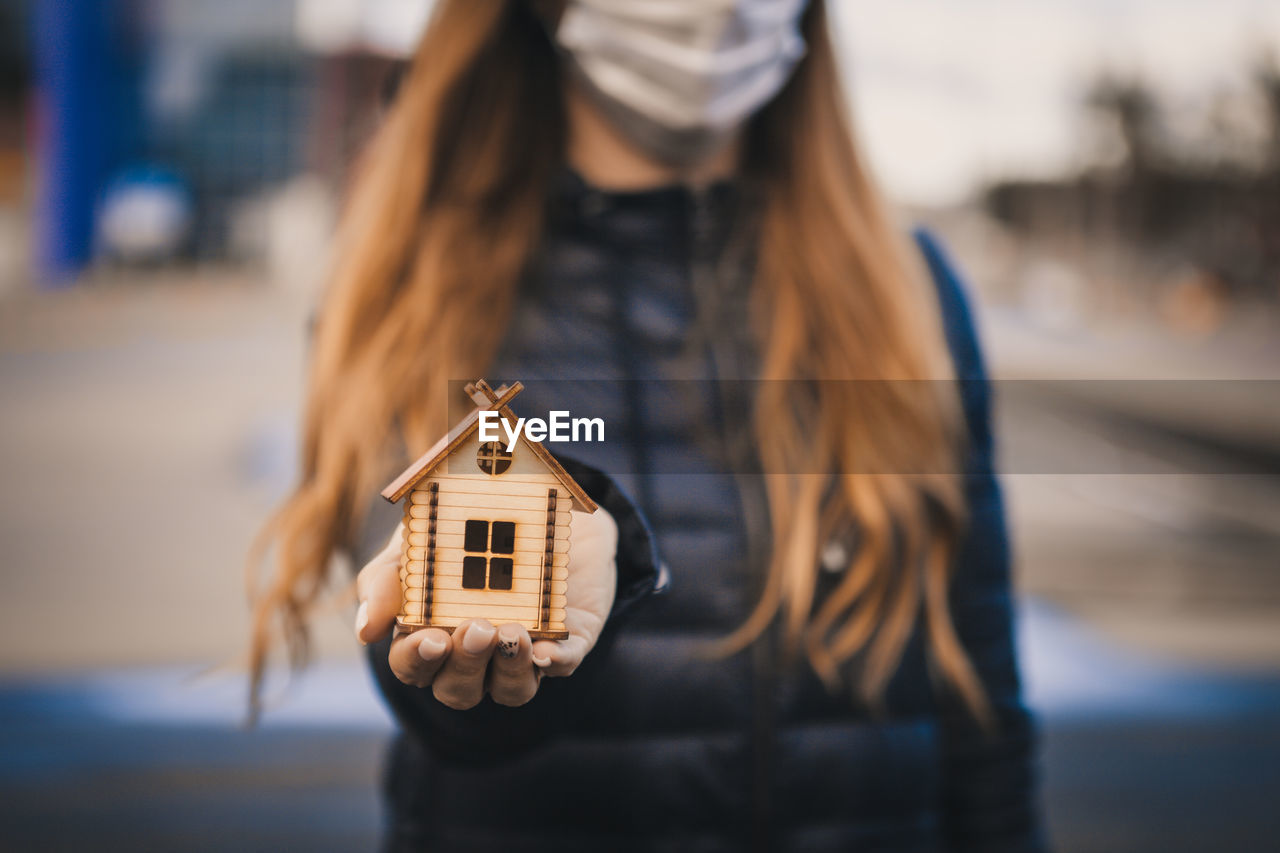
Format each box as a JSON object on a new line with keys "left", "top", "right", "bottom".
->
{"left": 354, "top": 601, "right": 369, "bottom": 645}
{"left": 496, "top": 626, "right": 520, "bottom": 659}
{"left": 532, "top": 652, "right": 551, "bottom": 668}
{"left": 418, "top": 634, "right": 446, "bottom": 660}
{"left": 462, "top": 620, "right": 495, "bottom": 655}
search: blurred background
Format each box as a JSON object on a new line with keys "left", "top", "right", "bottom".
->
{"left": 1, "top": 0, "right": 1278, "bottom": 850}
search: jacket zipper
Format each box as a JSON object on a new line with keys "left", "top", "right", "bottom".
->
{"left": 687, "top": 185, "right": 777, "bottom": 852}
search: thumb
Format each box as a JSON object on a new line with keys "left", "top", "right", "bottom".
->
{"left": 354, "top": 523, "right": 405, "bottom": 644}
{"left": 531, "top": 634, "right": 590, "bottom": 678}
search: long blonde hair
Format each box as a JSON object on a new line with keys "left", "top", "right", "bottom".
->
{"left": 248, "top": 0, "right": 988, "bottom": 722}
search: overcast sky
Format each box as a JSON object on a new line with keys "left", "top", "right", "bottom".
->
{"left": 289, "top": 0, "right": 1280, "bottom": 206}
{"left": 831, "top": 0, "right": 1280, "bottom": 205}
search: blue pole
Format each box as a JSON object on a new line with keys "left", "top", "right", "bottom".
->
{"left": 32, "top": 0, "right": 113, "bottom": 287}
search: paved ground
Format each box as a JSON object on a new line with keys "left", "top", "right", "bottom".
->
{"left": 0, "top": 275, "right": 356, "bottom": 673}
{"left": 1, "top": 272, "right": 1277, "bottom": 850}
{"left": 2, "top": 604, "right": 1278, "bottom": 851}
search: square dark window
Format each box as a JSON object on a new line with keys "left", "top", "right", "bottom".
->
{"left": 490, "top": 521, "right": 516, "bottom": 554}
{"left": 489, "top": 557, "right": 513, "bottom": 590}
{"left": 464, "top": 519, "right": 489, "bottom": 553}
{"left": 462, "top": 556, "right": 487, "bottom": 589}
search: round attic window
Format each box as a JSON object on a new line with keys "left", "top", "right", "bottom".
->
{"left": 477, "top": 442, "right": 513, "bottom": 475}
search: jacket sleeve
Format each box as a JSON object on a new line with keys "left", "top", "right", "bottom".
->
{"left": 365, "top": 455, "right": 663, "bottom": 765}
{"left": 914, "top": 229, "right": 1046, "bottom": 852}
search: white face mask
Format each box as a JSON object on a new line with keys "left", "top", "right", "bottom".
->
{"left": 555, "top": 0, "right": 810, "bottom": 168}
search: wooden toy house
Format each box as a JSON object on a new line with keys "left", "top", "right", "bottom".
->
{"left": 380, "top": 380, "right": 597, "bottom": 640}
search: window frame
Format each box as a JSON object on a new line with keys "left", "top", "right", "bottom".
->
{"left": 476, "top": 441, "right": 513, "bottom": 476}
{"left": 460, "top": 517, "right": 516, "bottom": 590}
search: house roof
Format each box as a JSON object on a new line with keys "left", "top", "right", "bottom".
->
{"left": 380, "top": 379, "right": 599, "bottom": 513}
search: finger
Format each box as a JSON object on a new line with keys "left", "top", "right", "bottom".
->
{"left": 531, "top": 632, "right": 590, "bottom": 678}
{"left": 487, "top": 623, "right": 538, "bottom": 707}
{"left": 431, "top": 619, "right": 496, "bottom": 710}
{"left": 387, "top": 628, "right": 452, "bottom": 688}
{"left": 355, "top": 524, "right": 406, "bottom": 645}
{"left": 355, "top": 522, "right": 403, "bottom": 601}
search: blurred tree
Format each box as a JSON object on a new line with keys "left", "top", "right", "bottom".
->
{"left": 986, "top": 57, "right": 1280, "bottom": 304}
{"left": 1255, "top": 50, "right": 1280, "bottom": 174}
{"left": 0, "top": 0, "right": 29, "bottom": 206}
{"left": 1086, "top": 73, "right": 1163, "bottom": 177}
{"left": 0, "top": 0, "right": 29, "bottom": 141}
{"left": 1083, "top": 73, "right": 1166, "bottom": 248}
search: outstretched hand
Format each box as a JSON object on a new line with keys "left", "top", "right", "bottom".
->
{"left": 354, "top": 507, "right": 618, "bottom": 709}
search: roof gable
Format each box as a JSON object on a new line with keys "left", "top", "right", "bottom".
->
{"left": 380, "top": 380, "right": 598, "bottom": 512}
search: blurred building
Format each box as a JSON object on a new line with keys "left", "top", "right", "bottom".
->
{"left": 26, "top": 0, "right": 426, "bottom": 285}
{"left": 984, "top": 68, "right": 1280, "bottom": 320}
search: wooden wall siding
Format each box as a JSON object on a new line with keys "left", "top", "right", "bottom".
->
{"left": 397, "top": 471, "right": 570, "bottom": 636}
{"left": 398, "top": 481, "right": 438, "bottom": 629}
{"left": 406, "top": 530, "right": 569, "bottom": 553}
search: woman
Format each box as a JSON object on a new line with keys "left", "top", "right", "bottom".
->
{"left": 251, "top": 1, "right": 1042, "bottom": 850}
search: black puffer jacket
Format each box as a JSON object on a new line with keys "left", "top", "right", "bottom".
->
{"left": 353, "top": 171, "right": 1043, "bottom": 852}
